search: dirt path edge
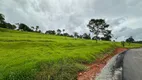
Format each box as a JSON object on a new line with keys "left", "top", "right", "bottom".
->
{"left": 77, "top": 48, "right": 128, "bottom": 80}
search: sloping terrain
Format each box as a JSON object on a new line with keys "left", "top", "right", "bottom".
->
{"left": 0, "top": 28, "right": 141, "bottom": 80}
{"left": 78, "top": 48, "right": 127, "bottom": 80}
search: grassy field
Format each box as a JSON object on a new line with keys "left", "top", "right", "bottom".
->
{"left": 0, "top": 28, "right": 141, "bottom": 80}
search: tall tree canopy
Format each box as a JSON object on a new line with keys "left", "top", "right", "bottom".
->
{"left": 36, "top": 26, "right": 39, "bottom": 32}
{"left": 0, "top": 13, "right": 5, "bottom": 22}
{"left": 57, "top": 29, "right": 62, "bottom": 35}
{"left": 87, "top": 19, "right": 112, "bottom": 42}
{"left": 63, "top": 29, "right": 65, "bottom": 33}
{"left": 18, "top": 23, "right": 33, "bottom": 32}
{"left": 83, "top": 33, "right": 91, "bottom": 39}
{"left": 126, "top": 36, "right": 135, "bottom": 45}
{"left": 74, "top": 32, "right": 78, "bottom": 39}
{"left": 0, "top": 13, "right": 16, "bottom": 29}
{"left": 63, "top": 33, "right": 69, "bottom": 36}
{"left": 6, "top": 23, "right": 16, "bottom": 29}
{"left": 0, "top": 13, "right": 6, "bottom": 28}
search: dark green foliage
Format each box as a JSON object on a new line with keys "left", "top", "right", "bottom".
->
{"left": 126, "top": 36, "right": 134, "bottom": 42}
{"left": 45, "top": 30, "right": 56, "bottom": 35}
{"left": 126, "top": 36, "right": 135, "bottom": 45}
{"left": 0, "top": 13, "right": 6, "bottom": 28}
{"left": 4, "top": 69, "right": 37, "bottom": 80}
{"left": 0, "top": 22, "right": 6, "bottom": 28}
{"left": 6, "top": 23, "right": 16, "bottom": 29}
{"left": 35, "top": 26, "right": 39, "bottom": 32}
{"left": 63, "top": 29, "right": 65, "bottom": 32}
{"left": 121, "top": 41, "right": 125, "bottom": 47}
{"left": 38, "top": 30, "right": 41, "bottom": 33}
{"left": 92, "top": 36, "right": 100, "bottom": 40}
{"left": 0, "top": 13, "right": 38, "bottom": 32}
{"left": 134, "top": 41, "right": 142, "bottom": 44}
{"left": 63, "top": 33, "right": 70, "bottom": 36}
{"left": 87, "top": 19, "right": 112, "bottom": 41}
{"left": 62, "top": 29, "right": 65, "bottom": 34}
{"left": 74, "top": 32, "right": 78, "bottom": 39}
{"left": 102, "top": 30, "right": 112, "bottom": 41}
{"left": 0, "top": 13, "right": 5, "bottom": 21}
{"left": 57, "top": 29, "right": 62, "bottom": 35}
{"left": 0, "top": 13, "right": 16, "bottom": 29}
{"left": 83, "top": 33, "right": 91, "bottom": 39}
{"left": 31, "top": 26, "right": 41, "bottom": 33}
{"left": 18, "top": 23, "right": 33, "bottom": 32}
{"left": 68, "top": 35, "right": 74, "bottom": 38}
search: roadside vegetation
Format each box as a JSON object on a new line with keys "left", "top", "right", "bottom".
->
{"left": 0, "top": 28, "right": 141, "bottom": 80}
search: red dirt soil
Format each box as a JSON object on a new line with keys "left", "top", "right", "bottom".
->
{"left": 77, "top": 48, "right": 128, "bottom": 80}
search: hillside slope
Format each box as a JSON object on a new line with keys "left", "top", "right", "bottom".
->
{"left": 0, "top": 28, "right": 141, "bottom": 80}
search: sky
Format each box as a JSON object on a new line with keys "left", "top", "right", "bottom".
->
{"left": 0, "top": 0, "right": 142, "bottom": 41}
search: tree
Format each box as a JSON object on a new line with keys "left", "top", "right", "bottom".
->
{"left": 87, "top": 19, "right": 110, "bottom": 42}
{"left": 101, "top": 30, "right": 112, "bottom": 41}
{"left": 63, "top": 33, "right": 69, "bottom": 37}
{"left": 126, "top": 36, "right": 135, "bottom": 45}
{"left": 38, "top": 30, "right": 41, "bottom": 33}
{"left": 74, "top": 32, "right": 78, "bottom": 39}
{"left": 45, "top": 30, "right": 56, "bottom": 35}
{"left": 0, "top": 13, "right": 6, "bottom": 28}
{"left": 12, "top": 25, "right": 17, "bottom": 30}
{"left": 0, "top": 13, "right": 16, "bottom": 29}
{"left": 6, "top": 23, "right": 16, "bottom": 29}
{"left": 18, "top": 23, "right": 33, "bottom": 32}
{"left": 69, "top": 35, "right": 74, "bottom": 38}
{"left": 83, "top": 33, "right": 91, "bottom": 39}
{"left": 63, "top": 29, "right": 65, "bottom": 35}
{"left": 0, "top": 13, "right": 5, "bottom": 23}
{"left": 78, "top": 35, "right": 83, "bottom": 39}
{"left": 36, "top": 26, "right": 39, "bottom": 32}
{"left": 57, "top": 29, "right": 61, "bottom": 35}
{"left": 31, "top": 26, "right": 35, "bottom": 31}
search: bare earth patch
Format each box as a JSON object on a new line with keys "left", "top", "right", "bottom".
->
{"left": 77, "top": 48, "right": 127, "bottom": 80}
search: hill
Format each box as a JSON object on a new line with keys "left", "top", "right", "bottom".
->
{"left": 0, "top": 28, "right": 141, "bottom": 80}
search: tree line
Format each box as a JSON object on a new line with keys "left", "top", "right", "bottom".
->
{"left": 0, "top": 13, "right": 16, "bottom": 30}
{"left": 0, "top": 13, "right": 41, "bottom": 33}
{"left": 0, "top": 13, "right": 113, "bottom": 41}
{"left": 1, "top": 12, "right": 138, "bottom": 43}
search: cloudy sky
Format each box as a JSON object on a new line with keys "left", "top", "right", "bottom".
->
{"left": 0, "top": 0, "right": 142, "bottom": 41}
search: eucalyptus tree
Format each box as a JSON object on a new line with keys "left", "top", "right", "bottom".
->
{"left": 87, "top": 19, "right": 111, "bottom": 42}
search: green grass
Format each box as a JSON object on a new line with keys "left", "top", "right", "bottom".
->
{"left": 0, "top": 28, "right": 141, "bottom": 80}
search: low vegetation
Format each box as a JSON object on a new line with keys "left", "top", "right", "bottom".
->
{"left": 0, "top": 28, "right": 141, "bottom": 80}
